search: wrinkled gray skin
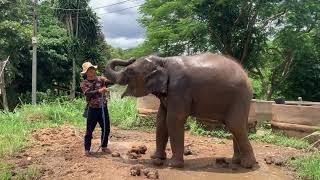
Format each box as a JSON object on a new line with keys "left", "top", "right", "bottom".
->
{"left": 105, "top": 53, "right": 256, "bottom": 168}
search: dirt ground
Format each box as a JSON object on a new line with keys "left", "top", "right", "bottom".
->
{"left": 5, "top": 124, "right": 303, "bottom": 180}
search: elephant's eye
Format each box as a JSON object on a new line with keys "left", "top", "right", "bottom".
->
{"left": 126, "top": 68, "right": 135, "bottom": 75}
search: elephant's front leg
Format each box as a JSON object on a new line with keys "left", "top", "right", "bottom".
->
{"left": 151, "top": 103, "right": 168, "bottom": 160}
{"left": 167, "top": 106, "right": 188, "bottom": 168}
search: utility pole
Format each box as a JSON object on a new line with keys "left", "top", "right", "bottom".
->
{"left": 70, "top": 0, "right": 79, "bottom": 100}
{"left": 32, "top": 0, "right": 38, "bottom": 104}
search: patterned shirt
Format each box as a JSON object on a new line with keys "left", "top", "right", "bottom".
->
{"left": 80, "top": 76, "right": 110, "bottom": 108}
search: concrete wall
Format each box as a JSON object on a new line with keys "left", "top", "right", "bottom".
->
{"left": 272, "top": 104, "right": 320, "bottom": 139}
{"left": 252, "top": 100, "right": 273, "bottom": 123}
{"left": 137, "top": 94, "right": 159, "bottom": 115}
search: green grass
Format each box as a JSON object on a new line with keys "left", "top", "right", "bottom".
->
{"left": 185, "top": 119, "right": 311, "bottom": 149}
{"left": 108, "top": 88, "right": 155, "bottom": 130}
{"left": 14, "top": 166, "right": 41, "bottom": 180}
{"left": 288, "top": 153, "right": 320, "bottom": 180}
{"left": 0, "top": 162, "right": 13, "bottom": 180}
{"left": 186, "top": 119, "right": 232, "bottom": 139}
{"left": 248, "top": 131, "right": 311, "bottom": 149}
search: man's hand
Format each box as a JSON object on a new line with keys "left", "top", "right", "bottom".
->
{"left": 100, "top": 76, "right": 108, "bottom": 82}
{"left": 98, "top": 87, "right": 108, "bottom": 94}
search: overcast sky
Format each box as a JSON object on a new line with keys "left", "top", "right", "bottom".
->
{"left": 89, "top": 0, "right": 145, "bottom": 49}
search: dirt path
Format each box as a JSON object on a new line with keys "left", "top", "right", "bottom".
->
{"left": 6, "top": 125, "right": 302, "bottom": 180}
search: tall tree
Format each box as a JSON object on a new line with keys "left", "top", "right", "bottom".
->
{"left": 54, "top": 0, "right": 99, "bottom": 99}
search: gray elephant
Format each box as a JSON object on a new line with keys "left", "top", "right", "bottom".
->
{"left": 104, "top": 53, "right": 256, "bottom": 168}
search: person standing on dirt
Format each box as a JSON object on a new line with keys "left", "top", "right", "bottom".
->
{"left": 80, "top": 62, "right": 112, "bottom": 156}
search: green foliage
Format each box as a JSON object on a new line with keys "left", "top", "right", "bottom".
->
{"left": 289, "top": 153, "right": 320, "bottom": 180}
{"left": 19, "top": 90, "right": 69, "bottom": 104}
{"left": 0, "top": 0, "right": 112, "bottom": 109}
{"left": 140, "top": 0, "right": 209, "bottom": 56}
{"left": 139, "top": 0, "right": 320, "bottom": 101}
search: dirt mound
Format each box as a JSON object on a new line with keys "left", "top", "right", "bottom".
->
{"left": 5, "top": 124, "right": 304, "bottom": 180}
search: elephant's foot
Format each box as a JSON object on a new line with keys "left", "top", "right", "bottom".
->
{"left": 150, "top": 151, "right": 167, "bottom": 160}
{"left": 152, "top": 158, "right": 165, "bottom": 166}
{"left": 240, "top": 155, "right": 256, "bottom": 168}
{"left": 232, "top": 154, "right": 241, "bottom": 164}
{"left": 168, "top": 158, "right": 184, "bottom": 168}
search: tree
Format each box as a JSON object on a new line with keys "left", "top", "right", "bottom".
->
{"left": 53, "top": 0, "right": 100, "bottom": 99}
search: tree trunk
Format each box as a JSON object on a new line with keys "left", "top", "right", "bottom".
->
{"left": 0, "top": 73, "right": 8, "bottom": 111}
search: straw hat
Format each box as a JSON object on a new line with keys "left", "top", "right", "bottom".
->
{"left": 81, "top": 62, "right": 97, "bottom": 74}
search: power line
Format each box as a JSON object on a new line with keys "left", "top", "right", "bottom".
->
{"left": 76, "top": 4, "right": 142, "bottom": 19}
{"left": 51, "top": 0, "right": 139, "bottom": 11}
{"left": 93, "top": 0, "right": 140, "bottom": 10}
{"left": 97, "top": 4, "right": 142, "bottom": 16}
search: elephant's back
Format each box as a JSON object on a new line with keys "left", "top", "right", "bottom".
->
{"left": 173, "top": 53, "right": 251, "bottom": 89}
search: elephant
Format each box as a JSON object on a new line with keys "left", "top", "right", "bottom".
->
{"left": 104, "top": 53, "right": 256, "bottom": 168}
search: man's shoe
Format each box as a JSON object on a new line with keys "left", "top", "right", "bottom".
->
{"left": 85, "top": 150, "right": 92, "bottom": 156}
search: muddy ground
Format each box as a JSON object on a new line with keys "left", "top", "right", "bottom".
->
{"left": 5, "top": 125, "right": 303, "bottom": 180}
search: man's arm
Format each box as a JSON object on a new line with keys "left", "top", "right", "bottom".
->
{"left": 80, "top": 81, "right": 99, "bottom": 98}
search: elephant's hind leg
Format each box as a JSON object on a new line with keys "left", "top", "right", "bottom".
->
{"left": 225, "top": 99, "right": 256, "bottom": 168}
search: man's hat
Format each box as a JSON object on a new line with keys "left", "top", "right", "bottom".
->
{"left": 81, "top": 62, "right": 97, "bottom": 74}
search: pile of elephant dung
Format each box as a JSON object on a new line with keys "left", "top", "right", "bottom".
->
{"left": 111, "top": 152, "right": 121, "bottom": 157}
{"left": 264, "top": 156, "right": 286, "bottom": 166}
{"left": 130, "top": 164, "right": 159, "bottom": 179}
{"left": 127, "top": 145, "right": 147, "bottom": 159}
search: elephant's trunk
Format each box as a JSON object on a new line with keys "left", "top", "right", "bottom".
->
{"left": 104, "top": 58, "right": 135, "bottom": 85}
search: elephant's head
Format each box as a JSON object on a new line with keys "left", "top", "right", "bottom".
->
{"left": 104, "top": 56, "right": 168, "bottom": 98}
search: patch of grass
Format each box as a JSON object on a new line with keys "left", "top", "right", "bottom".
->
{"left": 288, "top": 153, "right": 320, "bottom": 180}
{"left": 0, "top": 161, "right": 41, "bottom": 180}
{"left": 185, "top": 118, "right": 232, "bottom": 139}
{"left": 15, "top": 166, "right": 41, "bottom": 180}
{"left": 108, "top": 91, "right": 155, "bottom": 129}
{"left": 0, "top": 99, "right": 86, "bottom": 158}
{"left": 185, "top": 119, "right": 310, "bottom": 149}
{"left": 0, "top": 162, "right": 13, "bottom": 180}
{"left": 249, "top": 129, "right": 311, "bottom": 149}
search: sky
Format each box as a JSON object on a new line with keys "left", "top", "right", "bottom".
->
{"left": 89, "top": 0, "right": 146, "bottom": 49}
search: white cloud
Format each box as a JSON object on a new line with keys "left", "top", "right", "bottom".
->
{"left": 89, "top": 0, "right": 145, "bottom": 49}
{"left": 108, "top": 37, "right": 144, "bottom": 49}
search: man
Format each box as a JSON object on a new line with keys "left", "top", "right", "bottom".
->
{"left": 80, "top": 61, "right": 111, "bottom": 156}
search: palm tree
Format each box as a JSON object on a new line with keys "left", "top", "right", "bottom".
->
{"left": 53, "top": 0, "right": 99, "bottom": 99}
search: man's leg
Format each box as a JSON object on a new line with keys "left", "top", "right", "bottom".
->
{"left": 98, "top": 107, "right": 110, "bottom": 151}
{"left": 84, "top": 108, "right": 98, "bottom": 152}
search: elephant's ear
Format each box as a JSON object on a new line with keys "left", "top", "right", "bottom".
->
{"left": 145, "top": 66, "right": 168, "bottom": 94}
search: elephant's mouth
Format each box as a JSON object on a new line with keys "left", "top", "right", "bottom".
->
{"left": 121, "top": 85, "right": 147, "bottom": 99}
